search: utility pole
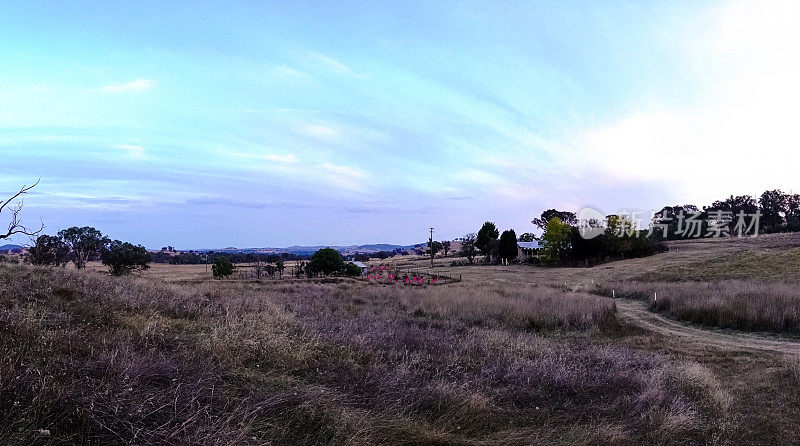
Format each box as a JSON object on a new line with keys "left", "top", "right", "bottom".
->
{"left": 429, "top": 227, "right": 434, "bottom": 268}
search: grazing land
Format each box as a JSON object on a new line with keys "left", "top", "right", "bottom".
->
{"left": 4, "top": 233, "right": 800, "bottom": 444}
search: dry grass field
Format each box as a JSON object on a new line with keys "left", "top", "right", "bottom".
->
{"left": 4, "top": 233, "right": 800, "bottom": 444}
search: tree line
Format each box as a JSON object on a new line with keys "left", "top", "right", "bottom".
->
{"left": 209, "top": 247, "right": 363, "bottom": 279}
{"left": 454, "top": 222, "right": 520, "bottom": 265}
{"left": 27, "top": 227, "right": 150, "bottom": 276}
{"left": 650, "top": 189, "right": 800, "bottom": 239}
{"left": 150, "top": 250, "right": 309, "bottom": 265}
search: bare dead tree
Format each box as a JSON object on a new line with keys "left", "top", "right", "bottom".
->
{"left": 1, "top": 179, "right": 43, "bottom": 240}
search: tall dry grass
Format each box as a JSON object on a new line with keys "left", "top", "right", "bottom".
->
{"left": 0, "top": 264, "right": 730, "bottom": 444}
{"left": 387, "top": 284, "right": 616, "bottom": 330}
{"left": 602, "top": 280, "right": 800, "bottom": 333}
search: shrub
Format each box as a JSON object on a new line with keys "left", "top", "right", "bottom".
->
{"left": 344, "top": 262, "right": 363, "bottom": 277}
{"left": 211, "top": 257, "right": 235, "bottom": 279}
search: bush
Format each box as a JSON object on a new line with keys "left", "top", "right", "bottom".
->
{"left": 344, "top": 262, "right": 363, "bottom": 277}
{"left": 211, "top": 257, "right": 235, "bottom": 279}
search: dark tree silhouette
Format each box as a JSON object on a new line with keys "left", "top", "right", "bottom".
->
{"left": 498, "top": 229, "right": 518, "bottom": 264}
{"left": 28, "top": 234, "right": 71, "bottom": 267}
{"left": 476, "top": 221, "right": 499, "bottom": 263}
{"left": 58, "top": 227, "right": 109, "bottom": 269}
{"left": 459, "top": 233, "right": 478, "bottom": 264}
{"left": 101, "top": 240, "right": 151, "bottom": 276}
{"left": 1, "top": 179, "right": 43, "bottom": 240}
{"left": 532, "top": 209, "right": 577, "bottom": 230}
{"left": 759, "top": 189, "right": 787, "bottom": 233}
{"left": 212, "top": 257, "right": 235, "bottom": 279}
{"left": 704, "top": 195, "right": 758, "bottom": 234}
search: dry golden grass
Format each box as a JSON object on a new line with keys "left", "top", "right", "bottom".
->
{"left": 0, "top": 264, "right": 735, "bottom": 444}
{"left": 6, "top": 233, "right": 800, "bottom": 443}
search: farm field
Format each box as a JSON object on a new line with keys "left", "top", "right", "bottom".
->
{"left": 4, "top": 234, "right": 800, "bottom": 444}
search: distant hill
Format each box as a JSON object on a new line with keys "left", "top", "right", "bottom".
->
{"left": 192, "top": 243, "right": 425, "bottom": 255}
{"left": 0, "top": 244, "right": 23, "bottom": 251}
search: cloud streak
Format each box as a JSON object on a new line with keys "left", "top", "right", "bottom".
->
{"left": 99, "top": 79, "right": 156, "bottom": 93}
{"left": 115, "top": 144, "right": 146, "bottom": 157}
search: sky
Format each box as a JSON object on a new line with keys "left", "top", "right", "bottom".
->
{"left": 2, "top": 1, "right": 799, "bottom": 248}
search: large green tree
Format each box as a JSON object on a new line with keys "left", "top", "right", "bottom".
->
{"left": 101, "top": 240, "right": 151, "bottom": 276}
{"left": 307, "top": 247, "right": 345, "bottom": 276}
{"left": 498, "top": 229, "right": 518, "bottom": 265}
{"left": 476, "top": 221, "right": 499, "bottom": 263}
{"left": 540, "top": 217, "right": 572, "bottom": 266}
{"left": 58, "top": 226, "right": 109, "bottom": 269}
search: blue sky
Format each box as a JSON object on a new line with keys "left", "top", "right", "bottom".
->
{"left": 2, "top": 1, "right": 799, "bottom": 248}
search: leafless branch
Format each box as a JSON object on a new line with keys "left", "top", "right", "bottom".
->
{"left": 1, "top": 179, "right": 43, "bottom": 240}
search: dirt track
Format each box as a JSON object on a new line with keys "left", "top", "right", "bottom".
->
{"left": 615, "top": 298, "right": 800, "bottom": 356}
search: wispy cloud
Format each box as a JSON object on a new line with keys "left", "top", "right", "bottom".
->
{"left": 316, "top": 162, "right": 369, "bottom": 192}
{"left": 115, "top": 144, "right": 145, "bottom": 157}
{"left": 319, "top": 162, "right": 366, "bottom": 179}
{"left": 272, "top": 65, "right": 312, "bottom": 81}
{"left": 309, "top": 52, "right": 351, "bottom": 74}
{"left": 233, "top": 152, "right": 298, "bottom": 164}
{"left": 307, "top": 52, "right": 366, "bottom": 79}
{"left": 296, "top": 123, "right": 340, "bottom": 140}
{"left": 99, "top": 79, "right": 157, "bottom": 93}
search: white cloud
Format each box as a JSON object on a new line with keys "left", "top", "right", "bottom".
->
{"left": 272, "top": 65, "right": 312, "bottom": 81}
{"left": 567, "top": 0, "right": 800, "bottom": 204}
{"left": 319, "top": 162, "right": 366, "bottom": 179}
{"left": 296, "top": 123, "right": 340, "bottom": 140}
{"left": 307, "top": 52, "right": 366, "bottom": 79}
{"left": 234, "top": 151, "right": 298, "bottom": 164}
{"left": 116, "top": 144, "right": 145, "bottom": 157}
{"left": 309, "top": 52, "right": 352, "bottom": 74}
{"left": 265, "top": 153, "right": 298, "bottom": 163}
{"left": 99, "top": 79, "right": 157, "bottom": 93}
{"left": 316, "top": 163, "right": 369, "bottom": 192}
